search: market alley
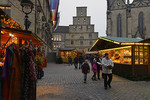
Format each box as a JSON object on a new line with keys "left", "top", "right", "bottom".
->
{"left": 37, "top": 63, "right": 150, "bottom": 100}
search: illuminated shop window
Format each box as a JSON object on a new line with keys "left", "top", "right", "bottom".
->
{"left": 99, "top": 46, "right": 132, "bottom": 64}
{"left": 135, "top": 46, "right": 148, "bottom": 65}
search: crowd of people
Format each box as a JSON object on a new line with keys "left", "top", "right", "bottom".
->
{"left": 68, "top": 53, "right": 114, "bottom": 90}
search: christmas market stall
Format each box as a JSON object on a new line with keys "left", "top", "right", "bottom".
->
{"left": 58, "top": 48, "right": 77, "bottom": 63}
{"left": 0, "top": 8, "right": 47, "bottom": 100}
{"left": 90, "top": 37, "right": 150, "bottom": 77}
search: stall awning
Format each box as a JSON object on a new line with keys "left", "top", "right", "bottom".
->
{"left": 0, "top": 8, "right": 51, "bottom": 48}
{"left": 90, "top": 37, "right": 143, "bottom": 51}
{"left": 1, "top": 27, "right": 43, "bottom": 45}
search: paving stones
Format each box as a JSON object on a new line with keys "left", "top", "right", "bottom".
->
{"left": 37, "top": 63, "right": 150, "bottom": 100}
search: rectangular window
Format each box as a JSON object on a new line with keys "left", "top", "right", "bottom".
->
{"left": 71, "top": 40, "right": 74, "bottom": 45}
{"left": 84, "top": 19, "right": 86, "bottom": 24}
{"left": 54, "top": 35, "right": 61, "bottom": 41}
{"left": 54, "top": 35, "right": 57, "bottom": 41}
{"left": 80, "top": 40, "right": 83, "bottom": 45}
{"left": 89, "top": 33, "right": 92, "bottom": 39}
{"left": 79, "top": 26, "right": 82, "bottom": 30}
{"left": 73, "top": 26, "right": 76, "bottom": 31}
{"left": 87, "top": 26, "right": 91, "bottom": 30}
{"left": 77, "top": 19, "right": 80, "bottom": 24}
{"left": 58, "top": 35, "right": 61, "bottom": 41}
{"left": 134, "top": 46, "right": 148, "bottom": 65}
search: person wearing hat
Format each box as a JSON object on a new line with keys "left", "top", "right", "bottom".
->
{"left": 102, "top": 53, "right": 114, "bottom": 90}
{"left": 81, "top": 60, "right": 90, "bottom": 83}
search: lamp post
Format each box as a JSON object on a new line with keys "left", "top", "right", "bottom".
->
{"left": 21, "top": 0, "right": 33, "bottom": 31}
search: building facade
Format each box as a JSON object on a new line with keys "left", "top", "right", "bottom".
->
{"left": 0, "top": 0, "right": 53, "bottom": 55}
{"left": 65, "top": 7, "right": 98, "bottom": 51}
{"left": 53, "top": 26, "right": 69, "bottom": 50}
{"left": 106, "top": 0, "right": 150, "bottom": 39}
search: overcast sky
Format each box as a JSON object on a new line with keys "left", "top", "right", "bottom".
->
{"left": 58, "top": 0, "right": 134, "bottom": 37}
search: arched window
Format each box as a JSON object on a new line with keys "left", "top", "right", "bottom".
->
{"left": 138, "top": 12, "right": 144, "bottom": 35}
{"left": 117, "top": 14, "right": 122, "bottom": 37}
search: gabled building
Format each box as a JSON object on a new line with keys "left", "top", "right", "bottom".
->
{"left": 53, "top": 7, "right": 98, "bottom": 52}
{"left": 65, "top": 7, "right": 98, "bottom": 51}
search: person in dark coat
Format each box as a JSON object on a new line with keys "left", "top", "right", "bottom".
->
{"left": 96, "top": 55, "right": 101, "bottom": 80}
{"left": 82, "top": 60, "right": 90, "bottom": 83}
{"left": 68, "top": 56, "right": 72, "bottom": 66}
{"left": 90, "top": 55, "right": 94, "bottom": 68}
{"left": 74, "top": 56, "right": 78, "bottom": 69}
{"left": 78, "top": 55, "right": 83, "bottom": 69}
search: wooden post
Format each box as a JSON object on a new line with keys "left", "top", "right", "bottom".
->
{"left": 132, "top": 46, "right": 135, "bottom": 76}
{"left": 148, "top": 46, "right": 150, "bottom": 75}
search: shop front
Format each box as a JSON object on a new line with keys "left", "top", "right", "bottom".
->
{"left": 0, "top": 9, "right": 48, "bottom": 100}
{"left": 59, "top": 48, "right": 77, "bottom": 63}
{"left": 90, "top": 37, "right": 150, "bottom": 77}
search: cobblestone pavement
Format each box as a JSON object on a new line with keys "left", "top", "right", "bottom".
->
{"left": 37, "top": 63, "right": 150, "bottom": 100}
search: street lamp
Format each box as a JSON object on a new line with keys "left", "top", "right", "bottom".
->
{"left": 21, "top": 0, "right": 33, "bottom": 30}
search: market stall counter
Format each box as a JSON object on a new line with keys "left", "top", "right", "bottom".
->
{"left": 90, "top": 37, "right": 150, "bottom": 77}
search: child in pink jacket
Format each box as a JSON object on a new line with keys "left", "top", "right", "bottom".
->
{"left": 92, "top": 60, "right": 97, "bottom": 81}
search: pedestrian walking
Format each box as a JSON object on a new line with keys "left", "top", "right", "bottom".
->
{"left": 102, "top": 53, "right": 114, "bottom": 90}
{"left": 96, "top": 55, "right": 101, "bottom": 80}
{"left": 81, "top": 60, "right": 90, "bottom": 83}
{"left": 68, "top": 55, "right": 72, "bottom": 66}
{"left": 78, "top": 55, "right": 83, "bottom": 69}
{"left": 90, "top": 55, "right": 94, "bottom": 67}
{"left": 91, "top": 60, "right": 97, "bottom": 81}
{"left": 74, "top": 56, "right": 78, "bottom": 69}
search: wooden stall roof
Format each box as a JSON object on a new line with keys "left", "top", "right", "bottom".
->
{"left": 1, "top": 27, "right": 43, "bottom": 45}
{"left": 90, "top": 37, "right": 143, "bottom": 51}
{"left": 0, "top": 8, "right": 51, "bottom": 48}
{"left": 59, "top": 48, "right": 76, "bottom": 51}
{"left": 139, "top": 38, "right": 150, "bottom": 43}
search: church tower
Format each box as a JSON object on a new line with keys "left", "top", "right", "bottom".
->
{"left": 106, "top": 0, "right": 150, "bottom": 39}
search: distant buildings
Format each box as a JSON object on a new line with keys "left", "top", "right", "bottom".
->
{"left": 53, "top": 7, "right": 98, "bottom": 51}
